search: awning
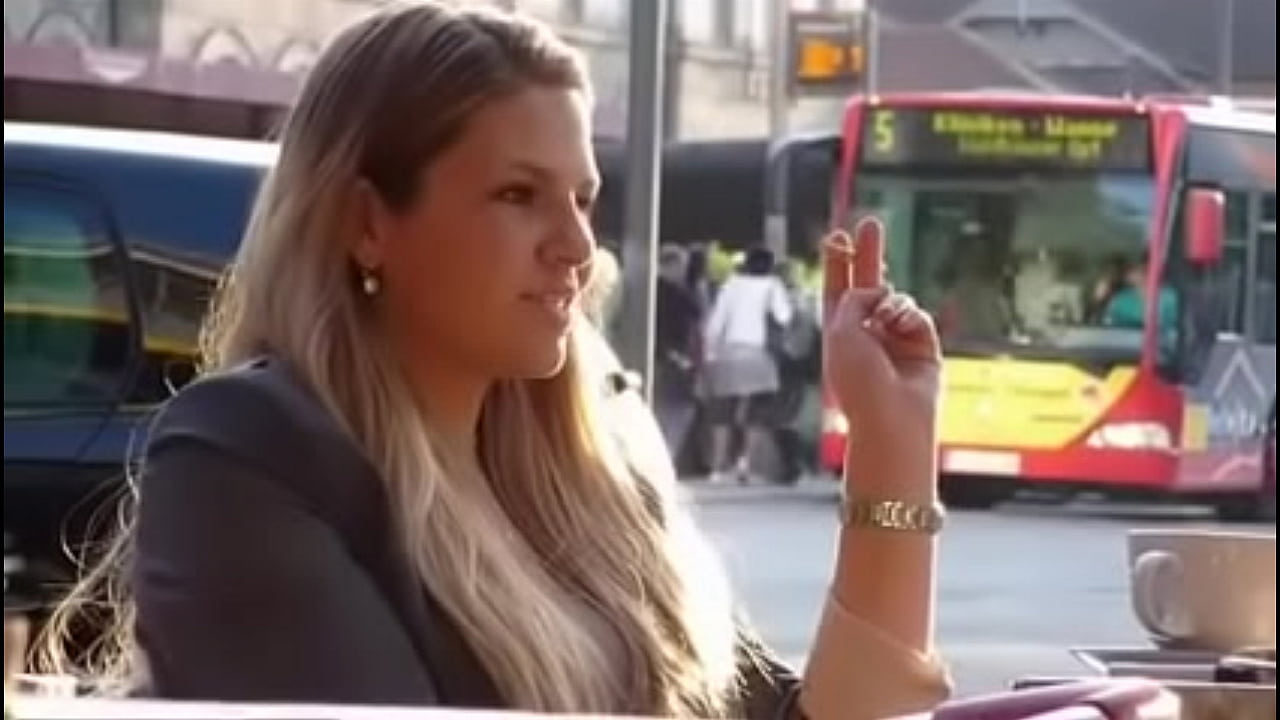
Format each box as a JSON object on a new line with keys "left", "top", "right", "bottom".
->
{"left": 4, "top": 40, "right": 300, "bottom": 104}
{"left": 4, "top": 40, "right": 299, "bottom": 138}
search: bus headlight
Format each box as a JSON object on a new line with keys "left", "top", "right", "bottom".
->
{"left": 1085, "top": 422, "right": 1173, "bottom": 450}
{"left": 822, "top": 408, "right": 849, "bottom": 435}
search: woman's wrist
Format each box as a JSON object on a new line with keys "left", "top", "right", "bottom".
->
{"left": 844, "top": 424, "right": 939, "bottom": 503}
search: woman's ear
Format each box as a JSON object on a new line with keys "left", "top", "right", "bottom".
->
{"left": 350, "top": 178, "right": 392, "bottom": 270}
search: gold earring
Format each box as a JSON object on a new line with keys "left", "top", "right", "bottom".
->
{"left": 360, "top": 267, "right": 381, "bottom": 296}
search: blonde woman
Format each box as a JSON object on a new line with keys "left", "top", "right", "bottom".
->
{"left": 38, "top": 4, "right": 950, "bottom": 718}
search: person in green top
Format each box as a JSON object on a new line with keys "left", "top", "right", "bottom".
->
{"left": 1102, "top": 254, "right": 1179, "bottom": 357}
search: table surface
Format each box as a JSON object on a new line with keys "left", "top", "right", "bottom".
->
{"left": 7, "top": 697, "right": 631, "bottom": 720}
{"left": 6, "top": 697, "right": 939, "bottom": 720}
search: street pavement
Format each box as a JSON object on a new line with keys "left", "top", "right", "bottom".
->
{"left": 684, "top": 479, "right": 1275, "bottom": 696}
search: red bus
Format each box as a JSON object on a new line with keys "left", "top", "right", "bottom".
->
{"left": 813, "top": 92, "right": 1276, "bottom": 521}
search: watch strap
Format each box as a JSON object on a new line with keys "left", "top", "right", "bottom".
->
{"left": 840, "top": 494, "right": 946, "bottom": 534}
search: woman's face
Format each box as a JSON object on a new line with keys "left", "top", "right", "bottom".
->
{"left": 362, "top": 86, "right": 599, "bottom": 381}
{"left": 1127, "top": 262, "right": 1147, "bottom": 287}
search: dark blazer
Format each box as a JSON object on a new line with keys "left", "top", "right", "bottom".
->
{"left": 132, "top": 357, "right": 800, "bottom": 717}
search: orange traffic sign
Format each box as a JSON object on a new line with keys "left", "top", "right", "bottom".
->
{"left": 789, "top": 11, "right": 867, "bottom": 96}
{"left": 798, "top": 39, "right": 864, "bottom": 81}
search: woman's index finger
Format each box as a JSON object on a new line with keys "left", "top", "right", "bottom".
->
{"left": 851, "top": 216, "right": 886, "bottom": 290}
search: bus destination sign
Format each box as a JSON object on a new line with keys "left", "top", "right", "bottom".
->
{"left": 861, "top": 107, "right": 1152, "bottom": 170}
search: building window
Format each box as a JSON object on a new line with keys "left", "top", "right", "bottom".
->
{"left": 578, "top": 0, "right": 624, "bottom": 30}
{"left": 714, "top": 0, "right": 736, "bottom": 46}
{"left": 560, "top": 0, "right": 585, "bottom": 23}
{"left": 680, "top": 0, "right": 715, "bottom": 45}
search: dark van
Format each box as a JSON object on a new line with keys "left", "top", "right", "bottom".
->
{"left": 4, "top": 122, "right": 274, "bottom": 604}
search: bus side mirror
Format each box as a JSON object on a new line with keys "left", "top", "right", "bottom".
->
{"left": 1184, "top": 188, "right": 1225, "bottom": 265}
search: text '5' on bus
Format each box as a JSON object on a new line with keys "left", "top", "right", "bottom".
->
{"left": 815, "top": 91, "right": 1276, "bottom": 523}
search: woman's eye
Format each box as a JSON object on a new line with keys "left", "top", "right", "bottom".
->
{"left": 496, "top": 184, "right": 536, "bottom": 205}
{"left": 575, "top": 193, "right": 596, "bottom": 213}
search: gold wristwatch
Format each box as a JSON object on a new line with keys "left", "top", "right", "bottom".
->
{"left": 839, "top": 492, "right": 946, "bottom": 534}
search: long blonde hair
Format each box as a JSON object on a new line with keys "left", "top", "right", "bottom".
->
{"left": 38, "top": 3, "right": 741, "bottom": 716}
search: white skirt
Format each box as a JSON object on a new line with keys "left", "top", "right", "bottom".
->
{"left": 702, "top": 343, "right": 779, "bottom": 398}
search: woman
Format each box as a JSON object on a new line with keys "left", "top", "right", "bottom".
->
{"left": 38, "top": 4, "right": 949, "bottom": 719}
{"left": 701, "top": 248, "right": 794, "bottom": 484}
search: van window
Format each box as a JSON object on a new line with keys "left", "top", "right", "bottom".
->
{"left": 127, "top": 251, "right": 217, "bottom": 404}
{"left": 4, "top": 181, "right": 133, "bottom": 409}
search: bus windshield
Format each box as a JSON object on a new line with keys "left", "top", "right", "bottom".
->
{"left": 852, "top": 169, "right": 1159, "bottom": 363}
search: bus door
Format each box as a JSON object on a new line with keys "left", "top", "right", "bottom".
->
{"left": 1176, "top": 185, "right": 1276, "bottom": 496}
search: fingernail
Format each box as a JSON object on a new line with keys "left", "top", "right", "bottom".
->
{"left": 824, "top": 233, "right": 856, "bottom": 255}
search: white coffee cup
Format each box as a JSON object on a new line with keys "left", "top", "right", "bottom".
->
{"left": 1127, "top": 529, "right": 1275, "bottom": 652}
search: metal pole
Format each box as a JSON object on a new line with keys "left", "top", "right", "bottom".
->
{"left": 768, "top": 0, "right": 791, "bottom": 143}
{"left": 107, "top": 0, "right": 122, "bottom": 46}
{"left": 1217, "top": 0, "right": 1234, "bottom": 95}
{"left": 865, "top": 4, "right": 879, "bottom": 95}
{"left": 764, "top": 0, "right": 791, "bottom": 258}
{"left": 616, "top": 0, "right": 667, "bottom": 402}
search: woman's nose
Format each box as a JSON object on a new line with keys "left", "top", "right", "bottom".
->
{"left": 546, "top": 207, "right": 595, "bottom": 269}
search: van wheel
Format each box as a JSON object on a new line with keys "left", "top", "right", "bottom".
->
{"left": 941, "top": 476, "right": 1014, "bottom": 510}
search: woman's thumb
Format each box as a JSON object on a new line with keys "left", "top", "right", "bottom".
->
{"left": 837, "top": 286, "right": 893, "bottom": 324}
{"left": 823, "top": 229, "right": 853, "bottom": 322}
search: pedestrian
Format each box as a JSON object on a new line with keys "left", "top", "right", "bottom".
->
{"left": 654, "top": 244, "right": 702, "bottom": 461}
{"left": 701, "top": 248, "right": 793, "bottom": 484}
{"left": 36, "top": 4, "right": 950, "bottom": 719}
